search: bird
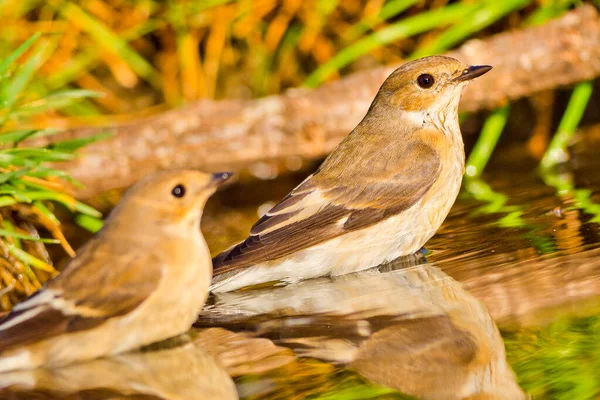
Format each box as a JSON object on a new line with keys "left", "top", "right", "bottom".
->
{"left": 211, "top": 55, "right": 491, "bottom": 292}
{"left": 0, "top": 169, "right": 231, "bottom": 372}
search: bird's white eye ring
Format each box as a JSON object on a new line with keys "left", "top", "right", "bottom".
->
{"left": 417, "top": 74, "right": 435, "bottom": 89}
{"left": 171, "top": 184, "right": 186, "bottom": 198}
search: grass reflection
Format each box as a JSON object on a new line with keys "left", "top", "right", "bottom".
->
{"left": 540, "top": 169, "right": 600, "bottom": 224}
{"left": 463, "top": 177, "right": 556, "bottom": 254}
{"left": 504, "top": 314, "right": 600, "bottom": 400}
{"left": 237, "top": 360, "right": 412, "bottom": 400}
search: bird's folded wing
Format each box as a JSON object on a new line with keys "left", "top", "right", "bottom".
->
{"left": 0, "top": 240, "right": 163, "bottom": 351}
{"left": 213, "top": 139, "right": 441, "bottom": 272}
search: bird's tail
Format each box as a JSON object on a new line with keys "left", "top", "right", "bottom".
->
{"left": 211, "top": 242, "right": 261, "bottom": 292}
{"left": 211, "top": 250, "right": 229, "bottom": 270}
{"left": 209, "top": 271, "right": 237, "bottom": 292}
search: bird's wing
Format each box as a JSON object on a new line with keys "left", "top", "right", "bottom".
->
{"left": 213, "top": 136, "right": 441, "bottom": 272}
{"left": 0, "top": 238, "right": 163, "bottom": 351}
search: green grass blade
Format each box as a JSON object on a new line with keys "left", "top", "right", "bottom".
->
{"left": 0, "top": 183, "right": 32, "bottom": 202}
{"left": 8, "top": 245, "right": 55, "bottom": 272}
{"left": 0, "top": 169, "right": 31, "bottom": 185}
{"left": 24, "top": 166, "right": 77, "bottom": 182}
{"left": 0, "top": 228, "right": 59, "bottom": 244}
{"left": 47, "top": 20, "right": 161, "bottom": 90}
{"left": 57, "top": 2, "right": 161, "bottom": 89}
{"left": 465, "top": 105, "right": 510, "bottom": 178}
{"left": 75, "top": 213, "right": 104, "bottom": 233}
{"left": 59, "top": 98, "right": 102, "bottom": 117}
{"left": 317, "top": 0, "right": 339, "bottom": 18}
{"left": 0, "top": 40, "right": 50, "bottom": 113}
{"left": 47, "top": 131, "right": 112, "bottom": 153}
{"left": 0, "top": 32, "right": 40, "bottom": 79}
{"left": 524, "top": 0, "right": 576, "bottom": 26}
{"left": 304, "top": 2, "right": 479, "bottom": 88}
{"left": 32, "top": 200, "right": 60, "bottom": 225}
{"left": 411, "top": 0, "right": 531, "bottom": 58}
{"left": 2, "top": 219, "right": 38, "bottom": 280}
{"left": 0, "top": 148, "right": 75, "bottom": 165}
{"left": 72, "top": 200, "right": 103, "bottom": 218}
{"left": 12, "top": 89, "right": 102, "bottom": 118}
{"left": 174, "top": 0, "right": 235, "bottom": 15}
{"left": 1, "top": 219, "right": 22, "bottom": 249}
{"left": 540, "top": 81, "right": 593, "bottom": 170}
{"left": 24, "top": 192, "right": 102, "bottom": 217}
{"left": 0, "top": 128, "right": 60, "bottom": 146}
{"left": 0, "top": 192, "right": 102, "bottom": 217}
{"left": 346, "top": 0, "right": 419, "bottom": 41}
{"left": 378, "top": 0, "right": 419, "bottom": 21}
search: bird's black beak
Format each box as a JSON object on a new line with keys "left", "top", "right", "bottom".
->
{"left": 210, "top": 172, "right": 233, "bottom": 186}
{"left": 452, "top": 65, "right": 492, "bottom": 82}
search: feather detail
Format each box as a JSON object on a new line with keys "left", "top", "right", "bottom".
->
{"left": 213, "top": 127, "right": 442, "bottom": 273}
{"left": 0, "top": 236, "right": 163, "bottom": 353}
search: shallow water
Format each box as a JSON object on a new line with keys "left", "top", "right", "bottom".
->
{"left": 2, "top": 129, "right": 600, "bottom": 399}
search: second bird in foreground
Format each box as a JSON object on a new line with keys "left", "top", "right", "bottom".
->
{"left": 212, "top": 56, "right": 491, "bottom": 292}
{"left": 0, "top": 169, "right": 231, "bottom": 372}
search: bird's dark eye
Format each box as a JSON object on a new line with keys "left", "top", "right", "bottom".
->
{"left": 171, "top": 184, "right": 186, "bottom": 198}
{"left": 417, "top": 74, "right": 435, "bottom": 89}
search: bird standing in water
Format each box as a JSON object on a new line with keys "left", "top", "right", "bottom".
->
{"left": 0, "top": 169, "right": 231, "bottom": 372}
{"left": 212, "top": 56, "right": 491, "bottom": 292}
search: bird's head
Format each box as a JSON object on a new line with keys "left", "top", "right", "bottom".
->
{"left": 107, "top": 169, "right": 232, "bottom": 231}
{"left": 372, "top": 56, "right": 491, "bottom": 127}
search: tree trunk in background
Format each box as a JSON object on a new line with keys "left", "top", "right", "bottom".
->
{"left": 33, "top": 5, "right": 600, "bottom": 198}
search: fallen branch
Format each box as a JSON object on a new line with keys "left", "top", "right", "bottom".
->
{"left": 37, "top": 5, "right": 600, "bottom": 198}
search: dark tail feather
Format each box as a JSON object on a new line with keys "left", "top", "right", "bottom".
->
{"left": 211, "top": 250, "right": 229, "bottom": 270}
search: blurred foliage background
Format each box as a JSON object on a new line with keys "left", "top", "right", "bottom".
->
{"left": 0, "top": 0, "right": 579, "bottom": 126}
{"left": 0, "top": 34, "right": 102, "bottom": 310}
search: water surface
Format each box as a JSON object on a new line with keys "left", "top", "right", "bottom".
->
{"left": 2, "top": 129, "right": 600, "bottom": 399}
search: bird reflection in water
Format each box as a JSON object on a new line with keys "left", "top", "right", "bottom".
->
{"left": 0, "top": 336, "right": 238, "bottom": 400}
{"left": 0, "top": 254, "right": 526, "bottom": 399}
{"left": 199, "top": 253, "right": 525, "bottom": 400}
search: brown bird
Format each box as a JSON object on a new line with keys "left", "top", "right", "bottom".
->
{"left": 0, "top": 169, "right": 231, "bottom": 372}
{"left": 212, "top": 56, "right": 491, "bottom": 292}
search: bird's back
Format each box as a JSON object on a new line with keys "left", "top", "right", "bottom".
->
{"left": 0, "top": 235, "right": 164, "bottom": 366}
{"left": 212, "top": 122, "right": 445, "bottom": 281}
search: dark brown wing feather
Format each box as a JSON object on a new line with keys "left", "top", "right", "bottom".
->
{"left": 213, "top": 133, "right": 441, "bottom": 273}
{"left": 0, "top": 237, "right": 163, "bottom": 351}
